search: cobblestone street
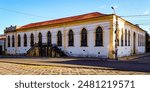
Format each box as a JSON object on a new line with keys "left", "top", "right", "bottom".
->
{"left": 0, "top": 61, "right": 149, "bottom": 75}
{"left": 0, "top": 53, "right": 150, "bottom": 75}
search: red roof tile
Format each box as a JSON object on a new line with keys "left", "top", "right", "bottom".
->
{"left": 19, "top": 12, "right": 106, "bottom": 30}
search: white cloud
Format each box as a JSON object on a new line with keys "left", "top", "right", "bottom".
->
{"left": 110, "top": 5, "right": 119, "bottom": 10}
{"left": 100, "top": 4, "right": 119, "bottom": 9}
{"left": 144, "top": 10, "right": 149, "bottom": 15}
{"left": 100, "top": 4, "right": 107, "bottom": 8}
{"left": 113, "top": 5, "right": 118, "bottom": 9}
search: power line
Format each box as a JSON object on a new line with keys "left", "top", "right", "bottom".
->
{"left": 138, "top": 24, "right": 150, "bottom": 25}
{"left": 1, "top": 7, "right": 150, "bottom": 27}
{"left": 120, "top": 14, "right": 150, "bottom": 26}
{"left": 0, "top": 7, "right": 50, "bottom": 19}
{"left": 1, "top": 7, "right": 150, "bottom": 20}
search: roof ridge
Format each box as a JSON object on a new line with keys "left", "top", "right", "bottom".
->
{"left": 19, "top": 12, "right": 106, "bottom": 30}
{"left": 23, "top": 12, "right": 103, "bottom": 25}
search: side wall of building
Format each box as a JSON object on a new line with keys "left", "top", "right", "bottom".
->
{"left": 117, "top": 18, "right": 146, "bottom": 57}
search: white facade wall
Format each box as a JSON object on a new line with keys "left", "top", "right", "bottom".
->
{"left": 65, "top": 22, "right": 110, "bottom": 57}
{"left": 6, "top": 22, "right": 110, "bottom": 57}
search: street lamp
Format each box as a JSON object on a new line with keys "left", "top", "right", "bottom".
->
{"left": 111, "top": 6, "right": 118, "bottom": 60}
{"left": 111, "top": 7, "right": 116, "bottom": 14}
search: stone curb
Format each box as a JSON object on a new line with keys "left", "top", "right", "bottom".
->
{"left": 118, "top": 53, "right": 150, "bottom": 60}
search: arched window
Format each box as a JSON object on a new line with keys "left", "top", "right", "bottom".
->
{"left": 95, "top": 27, "right": 103, "bottom": 46}
{"left": 117, "top": 30, "right": 120, "bottom": 46}
{"left": 121, "top": 29, "right": 124, "bottom": 46}
{"left": 125, "top": 29, "right": 127, "bottom": 46}
{"left": 139, "top": 34, "right": 141, "bottom": 46}
{"left": 68, "top": 30, "right": 74, "bottom": 46}
{"left": 7, "top": 36, "right": 10, "bottom": 47}
{"left": 57, "top": 31, "right": 62, "bottom": 46}
{"left": 81, "top": 28, "right": 87, "bottom": 46}
{"left": 12, "top": 35, "right": 15, "bottom": 47}
{"left": 38, "top": 32, "right": 42, "bottom": 46}
{"left": 138, "top": 34, "right": 139, "bottom": 46}
{"left": 143, "top": 35, "right": 145, "bottom": 46}
{"left": 142, "top": 35, "right": 143, "bottom": 46}
{"left": 133, "top": 32, "right": 136, "bottom": 54}
{"left": 24, "top": 34, "right": 27, "bottom": 47}
{"left": 140, "top": 34, "right": 142, "bottom": 46}
{"left": 140, "top": 35, "right": 141, "bottom": 46}
{"left": 30, "top": 33, "right": 34, "bottom": 47}
{"left": 18, "top": 34, "right": 21, "bottom": 47}
{"left": 142, "top": 35, "right": 144, "bottom": 46}
{"left": 47, "top": 31, "right": 51, "bottom": 46}
{"left": 128, "top": 30, "right": 130, "bottom": 46}
{"left": 140, "top": 35, "right": 142, "bottom": 46}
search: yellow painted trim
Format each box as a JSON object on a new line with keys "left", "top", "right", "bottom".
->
{"left": 15, "top": 15, "right": 113, "bottom": 32}
{"left": 108, "top": 15, "right": 115, "bottom": 59}
{"left": 63, "top": 24, "right": 67, "bottom": 50}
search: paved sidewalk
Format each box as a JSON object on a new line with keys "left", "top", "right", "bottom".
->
{"left": 0, "top": 61, "right": 149, "bottom": 75}
{"left": 118, "top": 52, "right": 150, "bottom": 61}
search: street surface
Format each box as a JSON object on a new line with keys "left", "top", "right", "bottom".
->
{"left": 0, "top": 54, "right": 150, "bottom": 75}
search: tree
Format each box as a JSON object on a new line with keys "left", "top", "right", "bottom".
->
{"left": 146, "top": 32, "right": 150, "bottom": 52}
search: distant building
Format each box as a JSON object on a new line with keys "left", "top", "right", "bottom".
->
{"left": 0, "top": 35, "right": 5, "bottom": 55}
{"left": 4, "top": 12, "right": 146, "bottom": 59}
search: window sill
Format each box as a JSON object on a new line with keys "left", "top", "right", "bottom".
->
{"left": 95, "top": 45, "right": 104, "bottom": 47}
{"left": 80, "top": 46, "right": 88, "bottom": 47}
{"left": 68, "top": 46, "right": 74, "bottom": 47}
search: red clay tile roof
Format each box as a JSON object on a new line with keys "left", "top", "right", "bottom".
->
{"left": 18, "top": 12, "right": 106, "bottom": 30}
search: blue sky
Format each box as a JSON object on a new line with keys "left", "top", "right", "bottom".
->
{"left": 0, "top": 0, "right": 150, "bottom": 34}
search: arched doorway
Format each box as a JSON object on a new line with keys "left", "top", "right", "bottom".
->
{"left": 30, "top": 33, "right": 34, "bottom": 47}
{"left": 47, "top": 31, "right": 52, "bottom": 57}
{"left": 57, "top": 31, "right": 62, "bottom": 46}
{"left": 81, "top": 28, "right": 87, "bottom": 47}
{"left": 38, "top": 33, "right": 43, "bottom": 56}
{"left": 38, "top": 33, "right": 42, "bottom": 46}
{"left": 133, "top": 32, "right": 136, "bottom": 54}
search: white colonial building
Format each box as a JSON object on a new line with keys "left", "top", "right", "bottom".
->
{"left": 4, "top": 12, "right": 146, "bottom": 59}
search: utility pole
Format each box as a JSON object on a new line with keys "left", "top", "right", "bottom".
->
{"left": 111, "top": 6, "right": 118, "bottom": 60}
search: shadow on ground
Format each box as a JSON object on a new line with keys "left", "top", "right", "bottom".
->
{"left": 0, "top": 56, "right": 150, "bottom": 73}
{"left": 42, "top": 59, "right": 150, "bottom": 73}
